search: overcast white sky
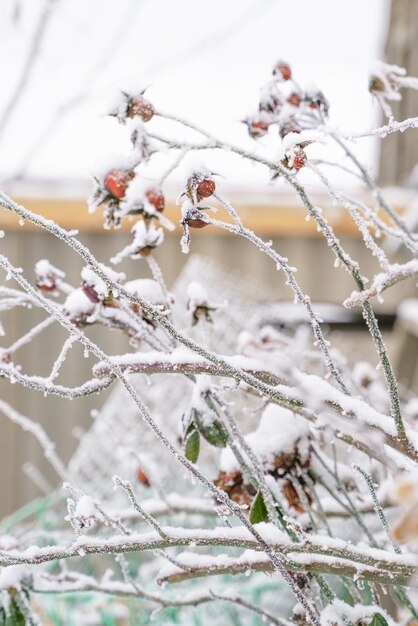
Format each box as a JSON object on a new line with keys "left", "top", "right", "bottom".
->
{"left": 0, "top": 0, "right": 390, "bottom": 191}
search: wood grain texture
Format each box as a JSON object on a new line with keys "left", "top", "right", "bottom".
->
{"left": 379, "top": 0, "right": 418, "bottom": 185}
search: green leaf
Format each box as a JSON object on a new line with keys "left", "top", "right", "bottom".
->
{"left": 194, "top": 411, "right": 228, "bottom": 448}
{"left": 249, "top": 490, "right": 269, "bottom": 524}
{"left": 184, "top": 426, "right": 200, "bottom": 464}
{"left": 2, "top": 593, "right": 27, "bottom": 626}
{"left": 370, "top": 614, "right": 389, "bottom": 626}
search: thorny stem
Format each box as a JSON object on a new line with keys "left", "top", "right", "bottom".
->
{"left": 210, "top": 591, "right": 291, "bottom": 626}
{"left": 1, "top": 91, "right": 418, "bottom": 622}
{"left": 1, "top": 528, "right": 415, "bottom": 584}
{"left": 342, "top": 115, "right": 418, "bottom": 140}
{"left": 0, "top": 205, "right": 414, "bottom": 472}
{"left": 5, "top": 204, "right": 418, "bottom": 477}
{"left": 113, "top": 476, "right": 168, "bottom": 540}
{"left": 303, "top": 164, "right": 406, "bottom": 441}
{"left": 0, "top": 191, "right": 305, "bottom": 408}
{"left": 0, "top": 255, "right": 321, "bottom": 624}
{"left": 337, "top": 193, "right": 418, "bottom": 255}
{"left": 0, "top": 399, "right": 68, "bottom": 482}
{"left": 93, "top": 355, "right": 284, "bottom": 386}
{"left": 33, "top": 572, "right": 290, "bottom": 625}
{"left": 157, "top": 556, "right": 412, "bottom": 587}
{"left": 0, "top": 362, "right": 112, "bottom": 398}
{"left": 330, "top": 132, "right": 414, "bottom": 242}
{"left": 361, "top": 299, "right": 406, "bottom": 442}
{"left": 308, "top": 164, "right": 390, "bottom": 272}
{"left": 211, "top": 194, "right": 349, "bottom": 395}
{"left": 154, "top": 111, "right": 408, "bottom": 441}
{"left": 205, "top": 209, "right": 408, "bottom": 444}
{"left": 3, "top": 316, "right": 55, "bottom": 356}
{"left": 45, "top": 334, "right": 77, "bottom": 386}
{"left": 208, "top": 388, "right": 294, "bottom": 535}
{"left": 344, "top": 259, "right": 418, "bottom": 307}
{"left": 278, "top": 176, "right": 407, "bottom": 443}
{"left": 353, "top": 466, "right": 400, "bottom": 554}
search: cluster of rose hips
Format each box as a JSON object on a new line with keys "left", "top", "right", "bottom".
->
{"left": 178, "top": 172, "right": 218, "bottom": 252}
{"left": 89, "top": 59, "right": 332, "bottom": 260}
{"left": 181, "top": 172, "right": 217, "bottom": 228}
{"left": 36, "top": 258, "right": 171, "bottom": 330}
{"left": 90, "top": 167, "right": 165, "bottom": 230}
{"left": 244, "top": 60, "right": 329, "bottom": 173}
{"left": 92, "top": 87, "right": 218, "bottom": 225}
{"left": 87, "top": 90, "right": 169, "bottom": 263}
{"left": 88, "top": 59, "right": 334, "bottom": 262}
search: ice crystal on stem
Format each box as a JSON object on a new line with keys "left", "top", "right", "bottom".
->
{"left": 1, "top": 55, "right": 418, "bottom": 626}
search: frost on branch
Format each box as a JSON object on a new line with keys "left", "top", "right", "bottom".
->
{"left": 2, "top": 53, "right": 418, "bottom": 626}
{"left": 344, "top": 259, "right": 418, "bottom": 307}
{"left": 124, "top": 278, "right": 171, "bottom": 326}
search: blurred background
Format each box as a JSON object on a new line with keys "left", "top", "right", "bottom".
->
{"left": 0, "top": 0, "right": 418, "bottom": 515}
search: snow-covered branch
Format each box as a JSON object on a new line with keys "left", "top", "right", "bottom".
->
{"left": 1, "top": 525, "right": 416, "bottom": 588}
{"left": 2, "top": 53, "right": 418, "bottom": 625}
{"left": 93, "top": 349, "right": 284, "bottom": 386}
{"left": 344, "top": 259, "right": 418, "bottom": 308}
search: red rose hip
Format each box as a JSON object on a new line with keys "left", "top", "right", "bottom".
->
{"left": 196, "top": 179, "right": 216, "bottom": 200}
{"left": 104, "top": 169, "right": 134, "bottom": 199}
{"left": 287, "top": 92, "right": 302, "bottom": 107}
{"left": 292, "top": 149, "right": 306, "bottom": 170}
{"left": 128, "top": 96, "right": 155, "bottom": 122}
{"left": 247, "top": 119, "right": 269, "bottom": 139}
{"left": 186, "top": 217, "right": 208, "bottom": 228}
{"left": 146, "top": 187, "right": 165, "bottom": 212}
{"left": 136, "top": 468, "right": 150, "bottom": 487}
{"left": 273, "top": 61, "right": 292, "bottom": 81}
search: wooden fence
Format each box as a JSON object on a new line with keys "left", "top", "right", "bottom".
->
{"left": 0, "top": 189, "right": 414, "bottom": 516}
